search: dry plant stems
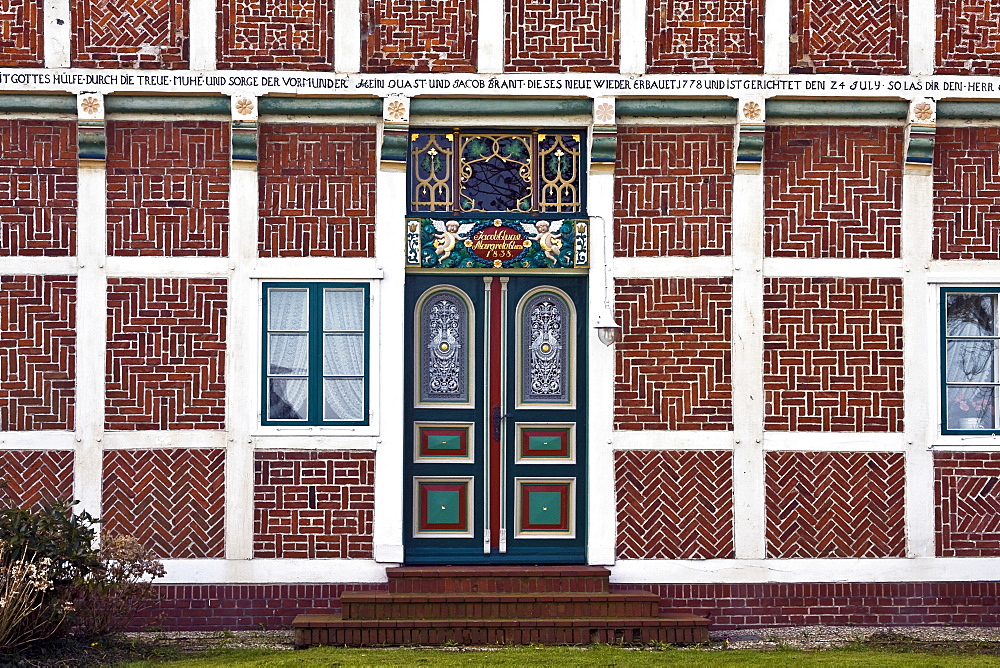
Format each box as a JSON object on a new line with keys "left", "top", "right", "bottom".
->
{"left": 0, "top": 547, "right": 68, "bottom": 650}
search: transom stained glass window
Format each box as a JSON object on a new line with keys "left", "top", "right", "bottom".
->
{"left": 409, "top": 131, "right": 582, "bottom": 215}
{"left": 942, "top": 289, "right": 1000, "bottom": 434}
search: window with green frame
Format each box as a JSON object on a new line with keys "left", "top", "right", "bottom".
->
{"left": 262, "top": 282, "right": 369, "bottom": 426}
{"left": 941, "top": 287, "right": 1000, "bottom": 435}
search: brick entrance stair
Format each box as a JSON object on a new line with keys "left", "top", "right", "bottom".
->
{"left": 292, "top": 566, "right": 710, "bottom": 647}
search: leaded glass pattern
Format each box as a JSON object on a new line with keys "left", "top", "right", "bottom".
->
{"left": 419, "top": 289, "right": 471, "bottom": 405}
{"left": 520, "top": 291, "right": 571, "bottom": 405}
{"left": 943, "top": 290, "right": 1000, "bottom": 432}
{"left": 410, "top": 133, "right": 454, "bottom": 212}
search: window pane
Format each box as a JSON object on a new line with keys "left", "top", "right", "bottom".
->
{"left": 521, "top": 292, "right": 571, "bottom": 405}
{"left": 268, "top": 333, "right": 309, "bottom": 376}
{"left": 946, "top": 340, "right": 996, "bottom": 383}
{"left": 947, "top": 386, "right": 997, "bottom": 430}
{"left": 268, "top": 378, "right": 308, "bottom": 420}
{"left": 947, "top": 293, "right": 997, "bottom": 337}
{"left": 324, "top": 289, "right": 365, "bottom": 331}
{"left": 324, "top": 378, "right": 364, "bottom": 421}
{"left": 268, "top": 289, "right": 309, "bottom": 331}
{"left": 324, "top": 333, "right": 364, "bottom": 376}
{"left": 420, "top": 291, "right": 470, "bottom": 404}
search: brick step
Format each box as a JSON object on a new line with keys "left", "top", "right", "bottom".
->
{"left": 293, "top": 613, "right": 711, "bottom": 648}
{"left": 341, "top": 590, "right": 660, "bottom": 620}
{"left": 385, "top": 566, "right": 610, "bottom": 594}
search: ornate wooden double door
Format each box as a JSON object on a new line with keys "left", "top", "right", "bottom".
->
{"left": 404, "top": 274, "right": 588, "bottom": 564}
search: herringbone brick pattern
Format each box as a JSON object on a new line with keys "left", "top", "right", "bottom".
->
{"left": 107, "top": 122, "right": 229, "bottom": 257}
{"left": 506, "top": 0, "right": 619, "bottom": 72}
{"left": 217, "top": 0, "right": 334, "bottom": 70}
{"left": 765, "top": 126, "right": 902, "bottom": 258}
{"left": 0, "top": 276, "right": 75, "bottom": 431}
{"left": 647, "top": 0, "right": 762, "bottom": 73}
{"left": 615, "top": 450, "right": 734, "bottom": 559}
{"left": 362, "top": 0, "right": 476, "bottom": 72}
{"left": 934, "top": 127, "right": 1000, "bottom": 260}
{"left": 764, "top": 278, "right": 903, "bottom": 432}
{"left": 615, "top": 278, "right": 733, "bottom": 430}
{"left": 0, "top": 451, "right": 73, "bottom": 509}
{"left": 937, "top": 0, "right": 1000, "bottom": 74}
{"left": 259, "top": 124, "right": 376, "bottom": 257}
{"left": 765, "top": 451, "right": 906, "bottom": 558}
{"left": 790, "top": 0, "right": 907, "bottom": 73}
{"left": 254, "top": 451, "right": 374, "bottom": 559}
{"left": 0, "top": 121, "right": 77, "bottom": 257}
{"left": 72, "top": 0, "right": 188, "bottom": 68}
{"left": 0, "top": 0, "right": 43, "bottom": 66}
{"left": 615, "top": 127, "right": 732, "bottom": 257}
{"left": 105, "top": 278, "right": 227, "bottom": 430}
{"left": 102, "top": 449, "right": 225, "bottom": 558}
{"left": 936, "top": 452, "right": 1000, "bottom": 557}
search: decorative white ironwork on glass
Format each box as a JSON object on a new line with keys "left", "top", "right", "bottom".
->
{"left": 420, "top": 290, "right": 470, "bottom": 404}
{"left": 521, "top": 292, "right": 570, "bottom": 405}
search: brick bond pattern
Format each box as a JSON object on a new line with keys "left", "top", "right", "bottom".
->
{"left": 506, "top": 0, "right": 619, "bottom": 72}
{"left": 937, "top": 0, "right": 1000, "bottom": 74}
{"left": 217, "top": 0, "right": 334, "bottom": 70}
{"left": 764, "top": 126, "right": 903, "bottom": 259}
{"left": 259, "top": 124, "right": 376, "bottom": 257}
{"left": 789, "top": 0, "right": 907, "bottom": 73}
{"left": 615, "top": 450, "right": 734, "bottom": 559}
{"left": 763, "top": 278, "right": 904, "bottom": 432}
{"left": 0, "top": 276, "right": 76, "bottom": 431}
{"left": 615, "top": 127, "right": 732, "bottom": 257}
{"left": 0, "top": 451, "right": 73, "bottom": 509}
{"left": 934, "top": 127, "right": 1000, "bottom": 260}
{"left": 362, "top": 0, "right": 477, "bottom": 72}
{"left": 72, "top": 0, "right": 188, "bottom": 68}
{"left": 105, "top": 279, "right": 227, "bottom": 430}
{"left": 615, "top": 278, "right": 732, "bottom": 431}
{"left": 0, "top": 121, "right": 77, "bottom": 257}
{"left": 106, "top": 121, "right": 230, "bottom": 257}
{"left": 764, "top": 451, "right": 906, "bottom": 558}
{"left": 647, "top": 0, "right": 763, "bottom": 73}
{"left": 254, "top": 451, "right": 375, "bottom": 559}
{"left": 936, "top": 452, "right": 1000, "bottom": 557}
{"left": 0, "top": 0, "right": 42, "bottom": 66}
{"left": 102, "top": 449, "right": 225, "bottom": 558}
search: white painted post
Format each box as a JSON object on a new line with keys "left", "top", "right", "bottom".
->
{"left": 43, "top": 0, "right": 71, "bottom": 68}
{"left": 478, "top": 0, "right": 505, "bottom": 73}
{"left": 188, "top": 0, "right": 217, "bottom": 70}
{"left": 618, "top": 0, "right": 647, "bottom": 75}
{"left": 763, "top": 0, "right": 790, "bottom": 75}
{"left": 908, "top": 0, "right": 936, "bottom": 76}
{"left": 335, "top": 0, "right": 362, "bottom": 73}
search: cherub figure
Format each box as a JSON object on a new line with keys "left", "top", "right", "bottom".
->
{"left": 433, "top": 221, "right": 465, "bottom": 261}
{"left": 531, "top": 221, "right": 563, "bottom": 265}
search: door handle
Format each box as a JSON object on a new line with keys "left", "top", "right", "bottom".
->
{"left": 491, "top": 406, "right": 513, "bottom": 440}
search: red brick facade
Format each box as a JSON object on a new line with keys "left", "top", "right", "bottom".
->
{"left": 615, "top": 278, "right": 732, "bottom": 431}
{"left": 790, "top": 0, "right": 908, "bottom": 73}
{"left": 647, "top": 0, "right": 763, "bottom": 73}
{"left": 765, "top": 451, "right": 906, "bottom": 558}
{"left": 0, "top": 0, "right": 43, "bottom": 66}
{"left": 0, "top": 121, "right": 77, "bottom": 257}
{"left": 0, "top": 450, "right": 73, "bottom": 509}
{"left": 615, "top": 450, "right": 734, "bottom": 559}
{"left": 72, "top": 0, "right": 189, "bottom": 68}
{"left": 105, "top": 278, "right": 227, "bottom": 431}
{"left": 934, "top": 127, "right": 1000, "bottom": 260}
{"left": 106, "top": 121, "right": 230, "bottom": 257}
{"left": 254, "top": 451, "right": 375, "bottom": 559}
{"left": 764, "top": 278, "right": 903, "bottom": 432}
{"left": 362, "top": 0, "right": 477, "bottom": 73}
{"left": 506, "top": 0, "right": 619, "bottom": 72}
{"left": 217, "top": 0, "right": 334, "bottom": 70}
{"left": 936, "top": 452, "right": 1000, "bottom": 557}
{"left": 102, "top": 449, "right": 225, "bottom": 558}
{"left": 937, "top": 0, "right": 1000, "bottom": 75}
{"left": 259, "top": 124, "right": 376, "bottom": 257}
{"left": 764, "top": 126, "right": 903, "bottom": 259}
{"left": 615, "top": 127, "right": 732, "bottom": 257}
{"left": 0, "top": 276, "right": 76, "bottom": 431}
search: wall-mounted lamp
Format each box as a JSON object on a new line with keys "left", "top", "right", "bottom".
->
{"left": 595, "top": 306, "right": 621, "bottom": 346}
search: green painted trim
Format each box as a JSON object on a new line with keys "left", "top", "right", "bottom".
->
{"left": 737, "top": 131, "right": 765, "bottom": 162}
{"left": 937, "top": 101, "right": 1000, "bottom": 120}
{"left": 78, "top": 121, "right": 106, "bottom": 160}
{"left": 766, "top": 99, "right": 909, "bottom": 120}
{"left": 410, "top": 98, "right": 593, "bottom": 117}
{"left": 104, "top": 95, "right": 230, "bottom": 114}
{"left": 0, "top": 94, "right": 76, "bottom": 114}
{"left": 616, "top": 98, "right": 737, "bottom": 118}
{"left": 590, "top": 134, "right": 616, "bottom": 163}
{"left": 381, "top": 131, "right": 408, "bottom": 162}
{"left": 258, "top": 96, "right": 382, "bottom": 116}
{"left": 906, "top": 135, "right": 935, "bottom": 163}
{"left": 231, "top": 122, "right": 258, "bottom": 161}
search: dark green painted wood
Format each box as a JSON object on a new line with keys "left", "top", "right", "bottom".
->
{"left": 104, "top": 95, "right": 231, "bottom": 114}
{"left": 766, "top": 99, "right": 909, "bottom": 120}
{"left": 616, "top": 98, "right": 737, "bottom": 118}
{"left": 410, "top": 98, "right": 593, "bottom": 117}
{"left": 0, "top": 94, "right": 76, "bottom": 114}
{"left": 258, "top": 96, "right": 382, "bottom": 116}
